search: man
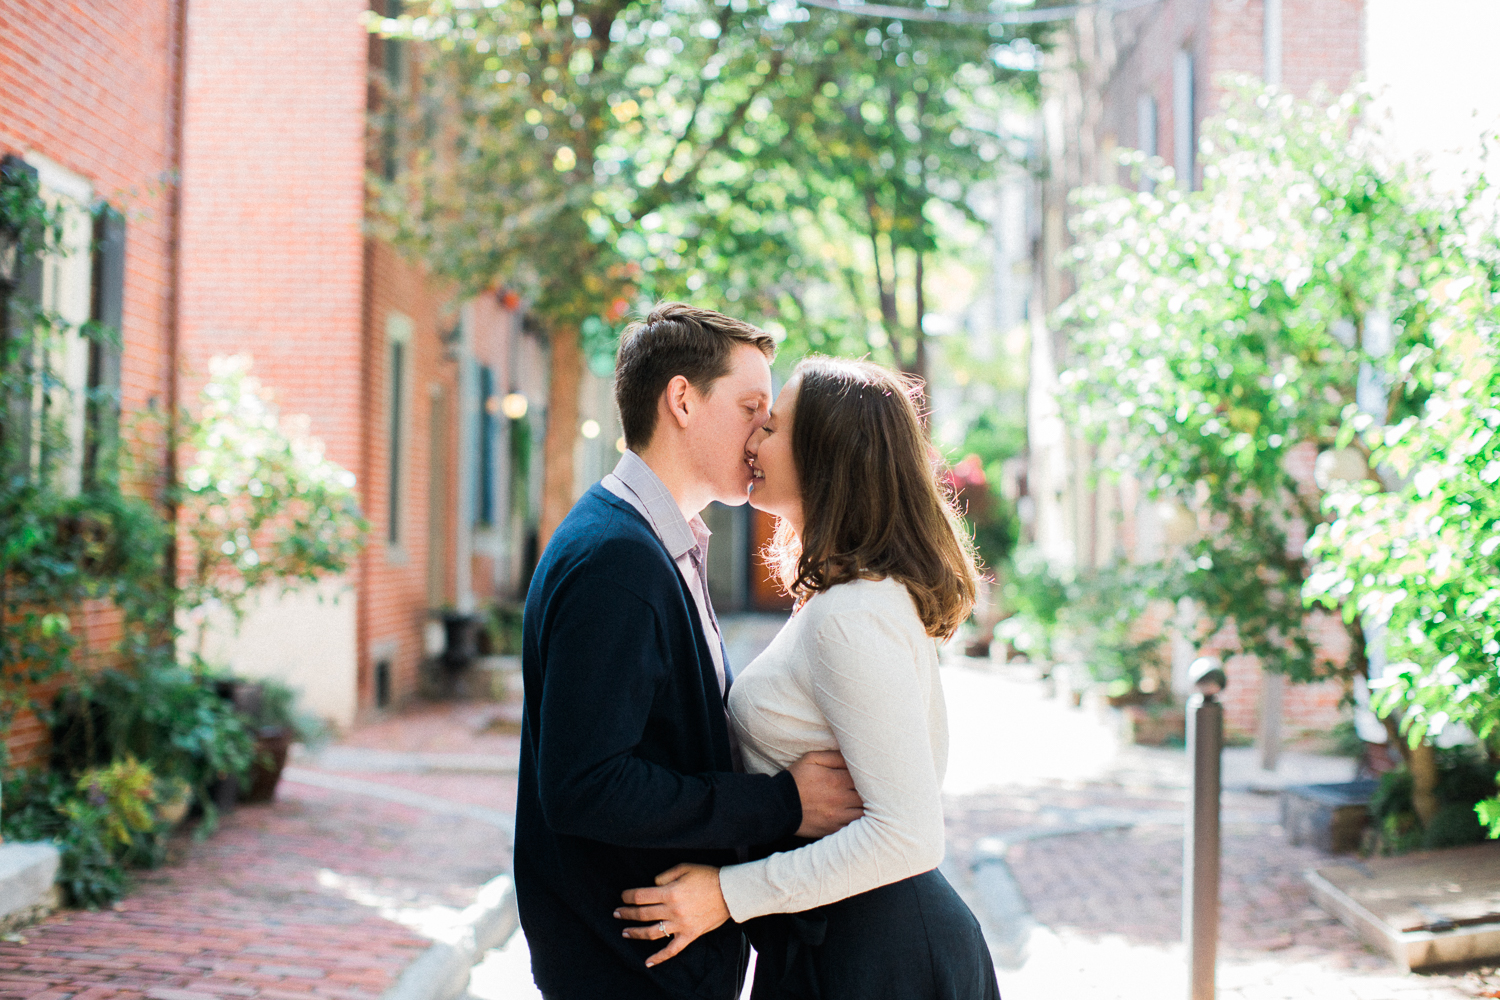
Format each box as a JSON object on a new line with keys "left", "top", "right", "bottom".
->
{"left": 515, "top": 303, "right": 863, "bottom": 999}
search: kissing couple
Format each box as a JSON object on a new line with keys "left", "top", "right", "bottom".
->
{"left": 514, "top": 303, "right": 1001, "bottom": 999}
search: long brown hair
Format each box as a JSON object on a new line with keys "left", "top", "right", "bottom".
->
{"left": 765, "top": 357, "right": 979, "bottom": 639}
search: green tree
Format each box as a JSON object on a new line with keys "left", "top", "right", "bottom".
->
{"left": 1060, "top": 85, "right": 1474, "bottom": 814}
{"left": 371, "top": 0, "right": 1039, "bottom": 542}
{"left": 748, "top": 19, "right": 1037, "bottom": 382}
{"left": 1306, "top": 251, "right": 1500, "bottom": 831}
{"left": 175, "top": 355, "right": 369, "bottom": 659}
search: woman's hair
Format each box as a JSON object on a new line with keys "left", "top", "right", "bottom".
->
{"left": 764, "top": 356, "right": 979, "bottom": 639}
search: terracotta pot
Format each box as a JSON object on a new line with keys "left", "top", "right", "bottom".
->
{"left": 241, "top": 725, "right": 293, "bottom": 804}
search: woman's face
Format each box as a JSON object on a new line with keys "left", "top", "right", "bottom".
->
{"left": 745, "top": 379, "right": 803, "bottom": 530}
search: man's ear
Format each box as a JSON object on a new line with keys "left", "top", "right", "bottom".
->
{"left": 664, "top": 375, "right": 693, "bottom": 430}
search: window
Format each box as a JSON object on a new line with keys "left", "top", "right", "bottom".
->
{"left": 1136, "top": 94, "right": 1158, "bottom": 193}
{"left": 1173, "top": 50, "right": 1197, "bottom": 190}
{"left": 374, "top": 657, "right": 392, "bottom": 709}
{"left": 381, "top": 0, "right": 407, "bottom": 182}
{"left": 477, "top": 364, "right": 495, "bottom": 526}
{"left": 1, "top": 154, "right": 107, "bottom": 495}
{"left": 85, "top": 204, "right": 126, "bottom": 487}
{"left": 1263, "top": 0, "right": 1283, "bottom": 87}
{"left": 386, "top": 312, "right": 414, "bottom": 549}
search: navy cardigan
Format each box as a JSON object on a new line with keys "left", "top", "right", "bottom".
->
{"left": 514, "top": 485, "right": 803, "bottom": 1000}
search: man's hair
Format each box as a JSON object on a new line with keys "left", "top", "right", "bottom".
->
{"left": 614, "top": 302, "right": 776, "bottom": 449}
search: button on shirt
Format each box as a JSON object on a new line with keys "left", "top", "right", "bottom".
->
{"left": 601, "top": 450, "right": 729, "bottom": 695}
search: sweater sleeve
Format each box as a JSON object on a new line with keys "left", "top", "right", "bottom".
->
{"left": 717, "top": 605, "right": 945, "bottom": 921}
{"left": 535, "top": 556, "right": 803, "bottom": 851}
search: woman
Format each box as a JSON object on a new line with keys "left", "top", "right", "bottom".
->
{"left": 613, "top": 357, "right": 1001, "bottom": 999}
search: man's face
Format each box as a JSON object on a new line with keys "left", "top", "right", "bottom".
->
{"left": 683, "top": 343, "right": 773, "bottom": 506}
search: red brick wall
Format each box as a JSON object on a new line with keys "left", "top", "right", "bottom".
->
{"left": 360, "top": 240, "right": 457, "bottom": 713}
{"left": 177, "top": 0, "right": 369, "bottom": 472}
{"left": 0, "top": 0, "right": 182, "bottom": 766}
{"left": 1279, "top": 0, "right": 1364, "bottom": 97}
{"left": 1101, "top": 0, "right": 1365, "bottom": 185}
{"left": 179, "top": 0, "right": 464, "bottom": 717}
{"left": 1098, "top": 0, "right": 1214, "bottom": 186}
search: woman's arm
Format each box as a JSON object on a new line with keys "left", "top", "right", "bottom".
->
{"left": 716, "top": 605, "right": 945, "bottom": 921}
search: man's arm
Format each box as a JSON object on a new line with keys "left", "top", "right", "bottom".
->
{"left": 535, "top": 565, "right": 807, "bottom": 850}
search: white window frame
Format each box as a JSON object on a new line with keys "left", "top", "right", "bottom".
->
{"left": 26, "top": 152, "right": 94, "bottom": 496}
{"left": 1136, "top": 93, "right": 1158, "bottom": 193}
{"left": 385, "top": 311, "right": 414, "bottom": 560}
{"left": 1173, "top": 50, "right": 1197, "bottom": 191}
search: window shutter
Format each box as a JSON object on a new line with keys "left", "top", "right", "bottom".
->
{"left": 86, "top": 202, "right": 126, "bottom": 485}
{"left": 478, "top": 364, "right": 495, "bottom": 525}
{"left": 1, "top": 154, "right": 42, "bottom": 477}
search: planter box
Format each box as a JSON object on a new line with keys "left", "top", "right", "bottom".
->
{"left": 1122, "top": 704, "right": 1185, "bottom": 746}
{"left": 1308, "top": 842, "right": 1500, "bottom": 969}
{"left": 1281, "top": 779, "right": 1379, "bottom": 854}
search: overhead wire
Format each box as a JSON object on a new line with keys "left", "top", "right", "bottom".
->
{"left": 792, "top": 0, "right": 1162, "bottom": 25}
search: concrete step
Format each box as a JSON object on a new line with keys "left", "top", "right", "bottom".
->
{"left": 0, "top": 842, "right": 60, "bottom": 931}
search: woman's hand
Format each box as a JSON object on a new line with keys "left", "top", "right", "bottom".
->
{"left": 614, "top": 863, "right": 729, "bottom": 967}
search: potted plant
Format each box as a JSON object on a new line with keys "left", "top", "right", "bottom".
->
{"left": 224, "top": 677, "right": 325, "bottom": 803}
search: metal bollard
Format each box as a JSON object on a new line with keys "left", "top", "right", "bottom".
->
{"left": 1184, "top": 656, "right": 1227, "bottom": 1000}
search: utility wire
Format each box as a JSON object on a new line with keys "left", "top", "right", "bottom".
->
{"left": 794, "top": 0, "right": 1161, "bottom": 25}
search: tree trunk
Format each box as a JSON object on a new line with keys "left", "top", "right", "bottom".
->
{"left": 1379, "top": 713, "right": 1440, "bottom": 826}
{"left": 1409, "top": 739, "right": 1441, "bottom": 827}
{"left": 1352, "top": 611, "right": 1440, "bottom": 826}
{"left": 538, "top": 323, "right": 583, "bottom": 552}
{"left": 911, "top": 250, "right": 928, "bottom": 386}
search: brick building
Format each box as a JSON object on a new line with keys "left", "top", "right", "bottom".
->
{"left": 1026, "top": 0, "right": 1366, "bottom": 739}
{"left": 0, "top": 0, "right": 186, "bottom": 764}
{"left": 171, "top": 0, "right": 564, "bottom": 729}
{"left": 0, "top": 0, "right": 567, "bottom": 761}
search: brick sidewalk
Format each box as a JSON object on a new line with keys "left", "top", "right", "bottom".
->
{"left": 938, "top": 659, "right": 1500, "bottom": 1000}
{"left": 983, "top": 818, "right": 1500, "bottom": 998}
{"left": 0, "top": 705, "right": 516, "bottom": 1000}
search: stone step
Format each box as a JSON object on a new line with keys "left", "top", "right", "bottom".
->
{"left": 0, "top": 842, "right": 60, "bottom": 932}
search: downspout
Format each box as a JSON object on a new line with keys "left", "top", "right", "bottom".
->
{"left": 164, "top": 0, "right": 188, "bottom": 595}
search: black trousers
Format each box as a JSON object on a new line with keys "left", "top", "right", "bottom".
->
{"left": 745, "top": 868, "right": 1002, "bottom": 1000}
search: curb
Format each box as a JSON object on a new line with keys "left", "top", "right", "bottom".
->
{"left": 290, "top": 747, "right": 520, "bottom": 775}
{"left": 281, "top": 767, "right": 517, "bottom": 837}
{"left": 380, "top": 874, "right": 520, "bottom": 1000}
{"left": 951, "top": 820, "right": 1144, "bottom": 971}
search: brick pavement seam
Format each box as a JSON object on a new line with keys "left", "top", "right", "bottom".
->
{"left": 281, "top": 768, "right": 517, "bottom": 837}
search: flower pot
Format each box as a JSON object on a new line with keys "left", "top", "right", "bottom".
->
{"left": 441, "top": 612, "right": 482, "bottom": 670}
{"left": 155, "top": 778, "right": 193, "bottom": 828}
{"left": 241, "top": 725, "right": 293, "bottom": 804}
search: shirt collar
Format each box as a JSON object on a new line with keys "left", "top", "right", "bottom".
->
{"left": 609, "top": 450, "right": 708, "bottom": 561}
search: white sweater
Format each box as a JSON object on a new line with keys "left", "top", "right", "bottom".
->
{"left": 717, "top": 576, "right": 949, "bottom": 922}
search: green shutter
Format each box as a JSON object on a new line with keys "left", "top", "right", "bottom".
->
{"left": 1, "top": 155, "right": 42, "bottom": 479}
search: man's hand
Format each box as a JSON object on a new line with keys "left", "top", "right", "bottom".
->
{"left": 788, "top": 749, "right": 863, "bottom": 838}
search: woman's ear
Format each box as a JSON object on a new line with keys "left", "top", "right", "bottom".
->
{"left": 664, "top": 374, "right": 693, "bottom": 429}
